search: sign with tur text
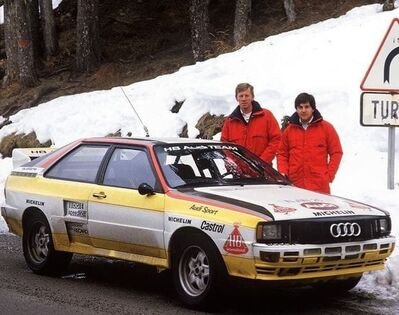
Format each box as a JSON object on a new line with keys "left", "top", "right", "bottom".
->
{"left": 360, "top": 92, "right": 399, "bottom": 126}
{"left": 360, "top": 18, "right": 399, "bottom": 92}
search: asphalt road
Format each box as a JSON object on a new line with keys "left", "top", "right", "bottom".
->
{"left": 0, "top": 233, "right": 397, "bottom": 315}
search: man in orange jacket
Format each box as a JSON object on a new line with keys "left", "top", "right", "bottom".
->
{"left": 277, "top": 92, "right": 343, "bottom": 194}
{"left": 221, "top": 83, "right": 281, "bottom": 164}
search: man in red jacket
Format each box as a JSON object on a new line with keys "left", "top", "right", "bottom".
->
{"left": 277, "top": 92, "right": 343, "bottom": 194}
{"left": 221, "top": 83, "right": 281, "bottom": 164}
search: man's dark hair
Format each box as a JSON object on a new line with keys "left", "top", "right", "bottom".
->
{"left": 294, "top": 92, "right": 316, "bottom": 109}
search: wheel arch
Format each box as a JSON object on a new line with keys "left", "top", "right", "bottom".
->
{"left": 168, "top": 227, "right": 227, "bottom": 271}
{"left": 22, "top": 207, "right": 47, "bottom": 232}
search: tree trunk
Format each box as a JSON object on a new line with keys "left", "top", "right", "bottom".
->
{"left": 26, "top": 0, "right": 41, "bottom": 60}
{"left": 283, "top": 0, "right": 296, "bottom": 22}
{"left": 3, "top": 0, "right": 18, "bottom": 85}
{"left": 3, "top": 0, "right": 38, "bottom": 87}
{"left": 234, "top": 0, "right": 251, "bottom": 48}
{"left": 15, "top": 0, "right": 38, "bottom": 86}
{"left": 75, "top": 0, "right": 101, "bottom": 74}
{"left": 189, "top": 0, "right": 210, "bottom": 62}
{"left": 40, "top": 0, "right": 58, "bottom": 57}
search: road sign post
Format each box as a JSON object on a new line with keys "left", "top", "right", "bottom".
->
{"left": 388, "top": 127, "right": 396, "bottom": 189}
{"left": 360, "top": 18, "right": 399, "bottom": 190}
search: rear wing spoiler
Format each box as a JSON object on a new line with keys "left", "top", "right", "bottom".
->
{"left": 12, "top": 147, "right": 55, "bottom": 169}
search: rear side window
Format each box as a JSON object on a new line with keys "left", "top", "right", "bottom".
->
{"left": 46, "top": 145, "right": 109, "bottom": 183}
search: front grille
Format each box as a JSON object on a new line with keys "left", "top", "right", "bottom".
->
{"left": 260, "top": 216, "right": 391, "bottom": 244}
{"left": 290, "top": 217, "right": 379, "bottom": 243}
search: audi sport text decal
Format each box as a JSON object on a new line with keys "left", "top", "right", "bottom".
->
{"left": 224, "top": 224, "right": 248, "bottom": 254}
{"left": 300, "top": 202, "right": 339, "bottom": 210}
{"left": 269, "top": 204, "right": 296, "bottom": 214}
{"left": 190, "top": 204, "right": 218, "bottom": 215}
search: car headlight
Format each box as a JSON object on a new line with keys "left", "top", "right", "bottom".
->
{"left": 378, "top": 217, "right": 391, "bottom": 235}
{"left": 256, "top": 223, "right": 283, "bottom": 242}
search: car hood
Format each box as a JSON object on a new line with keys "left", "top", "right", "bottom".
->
{"left": 192, "top": 184, "right": 386, "bottom": 221}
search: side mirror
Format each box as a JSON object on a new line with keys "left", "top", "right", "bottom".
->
{"left": 138, "top": 183, "right": 155, "bottom": 196}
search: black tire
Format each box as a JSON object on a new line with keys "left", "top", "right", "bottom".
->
{"left": 23, "top": 211, "right": 72, "bottom": 276}
{"left": 313, "top": 275, "right": 362, "bottom": 294}
{"left": 172, "top": 232, "right": 226, "bottom": 309}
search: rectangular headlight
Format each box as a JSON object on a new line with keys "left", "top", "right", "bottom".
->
{"left": 379, "top": 217, "right": 391, "bottom": 235}
{"left": 256, "top": 223, "right": 282, "bottom": 241}
{"left": 379, "top": 218, "right": 387, "bottom": 232}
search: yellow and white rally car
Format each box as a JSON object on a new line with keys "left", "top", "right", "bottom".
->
{"left": 1, "top": 137, "right": 396, "bottom": 307}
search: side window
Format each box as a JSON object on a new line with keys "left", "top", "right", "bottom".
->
{"left": 46, "top": 145, "right": 109, "bottom": 183}
{"left": 103, "top": 148, "right": 156, "bottom": 189}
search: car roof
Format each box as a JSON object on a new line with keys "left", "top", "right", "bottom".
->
{"left": 81, "top": 137, "right": 221, "bottom": 146}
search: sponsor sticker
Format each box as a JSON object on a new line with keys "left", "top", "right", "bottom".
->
{"left": 66, "top": 222, "right": 88, "bottom": 235}
{"left": 224, "top": 224, "right": 248, "bottom": 254}
{"left": 269, "top": 204, "right": 296, "bottom": 214}
{"left": 312, "top": 210, "right": 356, "bottom": 217}
{"left": 201, "top": 220, "right": 225, "bottom": 233}
{"left": 346, "top": 201, "right": 371, "bottom": 210}
{"left": 168, "top": 216, "right": 192, "bottom": 224}
{"left": 190, "top": 204, "right": 218, "bottom": 215}
{"left": 300, "top": 202, "right": 339, "bottom": 211}
{"left": 164, "top": 145, "right": 239, "bottom": 152}
{"left": 64, "top": 200, "right": 87, "bottom": 219}
{"left": 26, "top": 199, "right": 44, "bottom": 206}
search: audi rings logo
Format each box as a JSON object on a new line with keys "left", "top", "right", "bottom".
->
{"left": 330, "top": 222, "right": 361, "bottom": 238}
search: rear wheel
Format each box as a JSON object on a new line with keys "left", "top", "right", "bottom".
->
{"left": 23, "top": 212, "right": 72, "bottom": 275}
{"left": 172, "top": 233, "right": 226, "bottom": 309}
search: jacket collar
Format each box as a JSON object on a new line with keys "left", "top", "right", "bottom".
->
{"left": 229, "top": 100, "right": 263, "bottom": 123}
{"left": 289, "top": 108, "right": 323, "bottom": 126}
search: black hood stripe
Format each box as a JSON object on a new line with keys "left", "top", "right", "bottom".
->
{"left": 177, "top": 187, "right": 274, "bottom": 220}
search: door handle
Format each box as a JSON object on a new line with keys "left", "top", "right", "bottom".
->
{"left": 92, "top": 192, "right": 107, "bottom": 199}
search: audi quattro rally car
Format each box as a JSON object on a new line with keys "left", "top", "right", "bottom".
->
{"left": 1, "top": 137, "right": 395, "bottom": 307}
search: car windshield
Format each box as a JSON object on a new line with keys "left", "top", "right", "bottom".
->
{"left": 154, "top": 143, "right": 289, "bottom": 188}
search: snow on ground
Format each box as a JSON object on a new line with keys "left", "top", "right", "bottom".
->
{"left": 0, "top": 2, "right": 398, "bottom": 297}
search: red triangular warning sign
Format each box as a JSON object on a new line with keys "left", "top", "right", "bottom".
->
{"left": 361, "top": 18, "right": 399, "bottom": 92}
{"left": 224, "top": 224, "right": 248, "bottom": 254}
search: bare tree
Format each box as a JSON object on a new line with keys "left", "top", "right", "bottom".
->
{"left": 16, "top": 0, "right": 38, "bottom": 86}
{"left": 3, "top": 0, "right": 38, "bottom": 87}
{"left": 234, "top": 0, "right": 251, "bottom": 48}
{"left": 3, "top": 0, "right": 18, "bottom": 85}
{"left": 75, "top": 0, "right": 101, "bottom": 74}
{"left": 283, "top": 0, "right": 296, "bottom": 22}
{"left": 40, "top": 0, "right": 58, "bottom": 57}
{"left": 26, "top": 0, "right": 41, "bottom": 60}
{"left": 189, "top": 0, "right": 210, "bottom": 62}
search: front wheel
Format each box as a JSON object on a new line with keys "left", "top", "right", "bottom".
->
{"left": 172, "top": 233, "right": 226, "bottom": 309}
{"left": 23, "top": 212, "right": 72, "bottom": 275}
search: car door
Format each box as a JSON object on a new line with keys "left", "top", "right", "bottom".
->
{"left": 87, "top": 146, "right": 166, "bottom": 260}
{"left": 44, "top": 144, "right": 110, "bottom": 247}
